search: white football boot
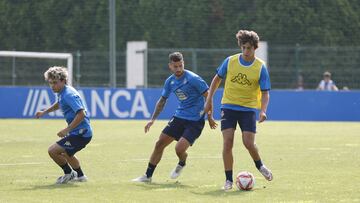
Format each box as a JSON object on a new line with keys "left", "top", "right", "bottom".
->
{"left": 56, "top": 170, "right": 77, "bottom": 184}
{"left": 170, "top": 164, "right": 184, "bottom": 179}
{"left": 222, "top": 180, "right": 233, "bottom": 191}
{"left": 259, "top": 165, "right": 273, "bottom": 181}
{"left": 73, "top": 175, "right": 88, "bottom": 182}
{"left": 132, "top": 174, "right": 152, "bottom": 183}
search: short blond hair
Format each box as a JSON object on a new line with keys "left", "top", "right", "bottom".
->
{"left": 44, "top": 66, "right": 68, "bottom": 83}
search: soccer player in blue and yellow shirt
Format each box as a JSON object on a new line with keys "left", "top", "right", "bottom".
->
{"left": 132, "top": 52, "right": 217, "bottom": 183}
{"left": 204, "top": 30, "right": 273, "bottom": 191}
{"left": 36, "top": 66, "right": 92, "bottom": 184}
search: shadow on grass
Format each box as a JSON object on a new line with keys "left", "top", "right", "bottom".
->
{"left": 191, "top": 187, "right": 259, "bottom": 197}
{"left": 20, "top": 183, "right": 80, "bottom": 191}
{"left": 134, "top": 180, "right": 194, "bottom": 190}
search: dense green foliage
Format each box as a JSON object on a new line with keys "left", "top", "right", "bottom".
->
{"left": 1, "top": 0, "right": 359, "bottom": 51}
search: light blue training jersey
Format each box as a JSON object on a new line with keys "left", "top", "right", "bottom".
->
{"left": 162, "top": 70, "right": 209, "bottom": 121}
{"left": 58, "top": 85, "right": 92, "bottom": 137}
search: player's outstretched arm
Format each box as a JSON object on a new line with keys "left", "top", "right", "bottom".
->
{"left": 204, "top": 75, "right": 222, "bottom": 113}
{"left": 35, "top": 102, "right": 59, "bottom": 118}
{"left": 145, "top": 96, "right": 167, "bottom": 133}
{"left": 202, "top": 91, "right": 218, "bottom": 129}
{"left": 259, "top": 91, "right": 269, "bottom": 123}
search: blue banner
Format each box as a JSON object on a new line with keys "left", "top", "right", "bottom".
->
{"left": 0, "top": 87, "right": 359, "bottom": 121}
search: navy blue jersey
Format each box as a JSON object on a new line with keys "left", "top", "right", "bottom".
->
{"left": 162, "top": 70, "right": 209, "bottom": 121}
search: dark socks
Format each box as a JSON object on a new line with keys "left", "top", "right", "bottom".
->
{"left": 145, "top": 163, "right": 156, "bottom": 178}
{"left": 73, "top": 167, "right": 84, "bottom": 177}
{"left": 60, "top": 163, "right": 72, "bottom": 174}
{"left": 254, "top": 159, "right": 263, "bottom": 170}
{"left": 225, "top": 170, "right": 233, "bottom": 182}
{"left": 178, "top": 160, "right": 186, "bottom": 167}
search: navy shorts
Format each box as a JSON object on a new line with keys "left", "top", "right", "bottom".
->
{"left": 57, "top": 128, "right": 92, "bottom": 156}
{"left": 221, "top": 108, "right": 256, "bottom": 133}
{"left": 162, "top": 116, "right": 205, "bottom": 146}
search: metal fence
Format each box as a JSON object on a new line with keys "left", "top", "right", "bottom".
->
{"left": 1, "top": 45, "right": 359, "bottom": 89}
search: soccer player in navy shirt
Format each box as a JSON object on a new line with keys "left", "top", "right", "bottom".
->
{"left": 35, "top": 66, "right": 92, "bottom": 184}
{"left": 132, "top": 52, "right": 217, "bottom": 182}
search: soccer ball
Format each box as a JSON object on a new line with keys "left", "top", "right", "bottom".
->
{"left": 235, "top": 171, "right": 255, "bottom": 191}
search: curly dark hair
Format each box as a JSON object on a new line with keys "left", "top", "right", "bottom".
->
{"left": 236, "top": 30, "right": 259, "bottom": 49}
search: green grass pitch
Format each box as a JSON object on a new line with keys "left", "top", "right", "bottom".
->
{"left": 0, "top": 119, "right": 359, "bottom": 202}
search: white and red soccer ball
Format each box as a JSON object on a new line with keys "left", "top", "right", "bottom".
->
{"left": 236, "top": 171, "right": 255, "bottom": 191}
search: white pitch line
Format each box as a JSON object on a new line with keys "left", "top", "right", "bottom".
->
{"left": 0, "top": 162, "right": 46, "bottom": 166}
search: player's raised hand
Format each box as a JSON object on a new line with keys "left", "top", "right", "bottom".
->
{"left": 35, "top": 111, "right": 45, "bottom": 119}
{"left": 144, "top": 120, "right": 155, "bottom": 133}
{"left": 258, "top": 111, "right": 267, "bottom": 123}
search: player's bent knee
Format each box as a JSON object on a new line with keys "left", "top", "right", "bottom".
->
{"left": 48, "top": 144, "right": 55, "bottom": 154}
{"left": 48, "top": 143, "right": 63, "bottom": 156}
{"left": 155, "top": 140, "right": 167, "bottom": 150}
{"left": 243, "top": 141, "right": 255, "bottom": 150}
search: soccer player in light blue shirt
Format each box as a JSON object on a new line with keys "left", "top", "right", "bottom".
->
{"left": 132, "top": 52, "right": 218, "bottom": 183}
{"left": 36, "top": 66, "right": 92, "bottom": 184}
{"left": 216, "top": 55, "right": 271, "bottom": 112}
{"left": 205, "top": 30, "right": 273, "bottom": 191}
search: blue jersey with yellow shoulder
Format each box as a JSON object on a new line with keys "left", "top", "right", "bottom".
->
{"left": 217, "top": 54, "right": 271, "bottom": 112}
{"left": 58, "top": 85, "right": 92, "bottom": 137}
{"left": 162, "top": 70, "right": 209, "bottom": 121}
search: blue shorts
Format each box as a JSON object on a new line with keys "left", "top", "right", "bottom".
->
{"left": 57, "top": 128, "right": 92, "bottom": 156}
{"left": 221, "top": 108, "right": 256, "bottom": 133}
{"left": 162, "top": 116, "right": 205, "bottom": 146}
